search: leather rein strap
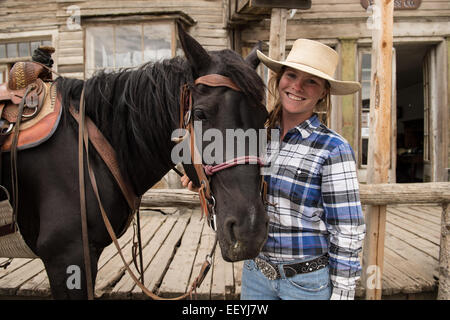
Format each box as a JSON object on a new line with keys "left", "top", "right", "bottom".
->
{"left": 76, "top": 85, "right": 94, "bottom": 300}
{"left": 69, "top": 107, "right": 139, "bottom": 211}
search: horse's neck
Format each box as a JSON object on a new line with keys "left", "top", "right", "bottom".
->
{"left": 111, "top": 61, "right": 188, "bottom": 196}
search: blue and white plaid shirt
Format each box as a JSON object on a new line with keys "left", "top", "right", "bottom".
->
{"left": 261, "top": 114, "right": 365, "bottom": 300}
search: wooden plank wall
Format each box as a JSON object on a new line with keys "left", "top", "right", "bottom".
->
{"left": 448, "top": 38, "right": 450, "bottom": 176}
{"left": 0, "top": 1, "right": 59, "bottom": 32}
{"left": 240, "top": 0, "right": 450, "bottom": 45}
{"left": 0, "top": 0, "right": 230, "bottom": 79}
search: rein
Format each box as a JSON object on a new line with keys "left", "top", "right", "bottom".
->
{"left": 203, "top": 156, "right": 264, "bottom": 176}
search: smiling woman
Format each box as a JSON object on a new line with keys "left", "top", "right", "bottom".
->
{"left": 277, "top": 68, "right": 328, "bottom": 138}
{"left": 237, "top": 39, "right": 366, "bottom": 300}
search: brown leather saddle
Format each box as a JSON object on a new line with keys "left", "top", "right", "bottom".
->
{"left": 0, "top": 61, "right": 61, "bottom": 152}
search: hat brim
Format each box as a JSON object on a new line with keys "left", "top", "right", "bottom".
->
{"left": 257, "top": 50, "right": 361, "bottom": 95}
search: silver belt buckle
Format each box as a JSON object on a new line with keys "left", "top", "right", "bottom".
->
{"left": 254, "top": 258, "right": 279, "bottom": 280}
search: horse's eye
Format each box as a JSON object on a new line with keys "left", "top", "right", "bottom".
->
{"left": 193, "top": 108, "right": 207, "bottom": 120}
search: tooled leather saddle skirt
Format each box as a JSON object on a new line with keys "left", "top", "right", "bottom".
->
{"left": 0, "top": 61, "right": 61, "bottom": 152}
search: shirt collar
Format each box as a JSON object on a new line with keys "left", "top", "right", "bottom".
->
{"left": 293, "top": 113, "right": 320, "bottom": 139}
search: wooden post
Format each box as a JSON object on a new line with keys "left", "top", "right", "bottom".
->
{"left": 361, "top": 0, "right": 394, "bottom": 300}
{"left": 438, "top": 203, "right": 450, "bottom": 300}
{"left": 340, "top": 39, "right": 358, "bottom": 150}
{"left": 266, "top": 8, "right": 287, "bottom": 112}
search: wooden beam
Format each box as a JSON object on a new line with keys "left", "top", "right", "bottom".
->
{"left": 359, "top": 182, "right": 450, "bottom": 205}
{"left": 362, "top": 0, "right": 394, "bottom": 300}
{"left": 266, "top": 8, "right": 287, "bottom": 112}
{"left": 250, "top": 0, "right": 311, "bottom": 10}
{"left": 448, "top": 37, "right": 450, "bottom": 173}
{"left": 141, "top": 189, "right": 200, "bottom": 209}
{"left": 236, "top": 0, "right": 311, "bottom": 15}
{"left": 438, "top": 203, "right": 450, "bottom": 300}
{"left": 437, "top": 203, "right": 450, "bottom": 300}
{"left": 141, "top": 182, "right": 450, "bottom": 207}
{"left": 340, "top": 39, "right": 358, "bottom": 150}
{"left": 434, "top": 40, "right": 448, "bottom": 182}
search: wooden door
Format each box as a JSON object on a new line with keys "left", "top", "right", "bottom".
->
{"left": 422, "top": 41, "right": 448, "bottom": 182}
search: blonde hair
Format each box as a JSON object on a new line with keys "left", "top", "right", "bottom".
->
{"left": 266, "top": 68, "right": 332, "bottom": 133}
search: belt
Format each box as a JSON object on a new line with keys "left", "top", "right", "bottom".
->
{"left": 254, "top": 254, "right": 329, "bottom": 280}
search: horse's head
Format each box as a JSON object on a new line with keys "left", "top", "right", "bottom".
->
{"left": 176, "top": 25, "right": 269, "bottom": 262}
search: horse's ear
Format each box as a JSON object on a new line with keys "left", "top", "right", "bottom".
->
{"left": 177, "top": 22, "right": 211, "bottom": 77}
{"left": 245, "top": 41, "right": 262, "bottom": 70}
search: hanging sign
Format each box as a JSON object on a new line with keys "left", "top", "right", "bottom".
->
{"left": 361, "top": 0, "right": 421, "bottom": 10}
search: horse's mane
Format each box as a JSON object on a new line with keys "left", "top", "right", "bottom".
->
{"left": 212, "top": 49, "right": 265, "bottom": 109}
{"left": 55, "top": 50, "right": 265, "bottom": 192}
{"left": 56, "top": 57, "right": 191, "bottom": 188}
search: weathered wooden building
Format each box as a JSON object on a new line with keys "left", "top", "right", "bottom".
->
{"left": 0, "top": 0, "right": 449, "bottom": 183}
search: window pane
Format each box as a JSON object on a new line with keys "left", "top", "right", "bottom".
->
{"left": 116, "top": 25, "right": 142, "bottom": 68}
{"left": 86, "top": 26, "right": 114, "bottom": 71}
{"left": 31, "top": 41, "right": 41, "bottom": 53}
{"left": 19, "top": 42, "right": 30, "bottom": 57}
{"left": 361, "top": 52, "right": 372, "bottom": 165}
{"left": 0, "top": 45, "right": 5, "bottom": 58}
{"left": 362, "top": 53, "right": 371, "bottom": 68}
{"left": 86, "top": 22, "right": 174, "bottom": 77}
{"left": 361, "top": 53, "right": 371, "bottom": 103}
{"left": 361, "top": 138, "right": 368, "bottom": 165}
{"left": 143, "top": 24, "right": 172, "bottom": 61}
{"left": 7, "top": 43, "right": 18, "bottom": 58}
{"left": 42, "top": 40, "right": 52, "bottom": 47}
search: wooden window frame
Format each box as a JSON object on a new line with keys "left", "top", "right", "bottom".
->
{"left": 357, "top": 48, "right": 372, "bottom": 169}
{"left": 0, "top": 38, "right": 52, "bottom": 65}
{"left": 84, "top": 18, "right": 187, "bottom": 78}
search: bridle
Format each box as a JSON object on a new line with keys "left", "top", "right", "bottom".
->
{"left": 173, "top": 74, "right": 265, "bottom": 231}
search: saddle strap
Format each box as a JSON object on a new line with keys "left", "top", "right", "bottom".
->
{"left": 69, "top": 107, "right": 140, "bottom": 211}
{"left": 77, "top": 85, "right": 94, "bottom": 300}
{"left": 10, "top": 84, "right": 35, "bottom": 232}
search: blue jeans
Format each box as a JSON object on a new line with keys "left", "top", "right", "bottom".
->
{"left": 241, "top": 257, "right": 331, "bottom": 300}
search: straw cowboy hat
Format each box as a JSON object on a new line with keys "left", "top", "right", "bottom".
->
{"left": 257, "top": 39, "right": 361, "bottom": 95}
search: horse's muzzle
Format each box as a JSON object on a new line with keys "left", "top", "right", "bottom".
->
{"left": 218, "top": 204, "right": 269, "bottom": 262}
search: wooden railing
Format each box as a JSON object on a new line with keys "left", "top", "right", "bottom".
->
{"left": 358, "top": 182, "right": 450, "bottom": 300}
{"left": 142, "top": 182, "right": 450, "bottom": 300}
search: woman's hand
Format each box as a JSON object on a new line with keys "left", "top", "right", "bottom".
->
{"left": 181, "top": 174, "right": 200, "bottom": 193}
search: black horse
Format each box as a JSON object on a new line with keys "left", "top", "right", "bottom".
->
{"left": 1, "top": 25, "right": 269, "bottom": 299}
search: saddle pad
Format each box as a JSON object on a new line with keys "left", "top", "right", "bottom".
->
{"left": 1, "top": 82, "right": 61, "bottom": 152}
